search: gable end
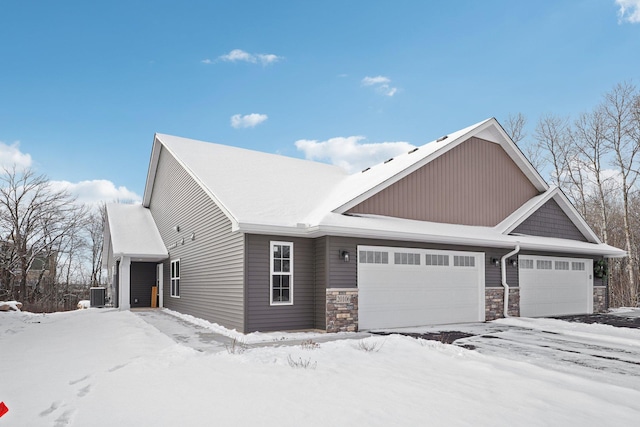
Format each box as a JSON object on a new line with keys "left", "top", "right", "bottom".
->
{"left": 347, "top": 137, "right": 540, "bottom": 226}
{"left": 512, "top": 198, "right": 588, "bottom": 242}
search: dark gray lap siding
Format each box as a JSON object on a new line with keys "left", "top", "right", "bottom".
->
{"left": 245, "top": 234, "right": 316, "bottom": 332}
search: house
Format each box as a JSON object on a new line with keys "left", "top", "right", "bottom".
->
{"left": 103, "top": 118, "right": 625, "bottom": 333}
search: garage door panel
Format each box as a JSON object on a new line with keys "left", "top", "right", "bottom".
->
{"left": 358, "top": 246, "right": 485, "bottom": 329}
{"left": 519, "top": 255, "right": 593, "bottom": 317}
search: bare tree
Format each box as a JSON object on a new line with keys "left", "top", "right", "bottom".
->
{"left": 572, "top": 107, "right": 613, "bottom": 243}
{"left": 0, "top": 166, "right": 85, "bottom": 303}
{"left": 602, "top": 81, "right": 640, "bottom": 305}
{"left": 86, "top": 203, "right": 106, "bottom": 286}
{"left": 504, "top": 112, "right": 545, "bottom": 171}
{"left": 534, "top": 113, "right": 572, "bottom": 188}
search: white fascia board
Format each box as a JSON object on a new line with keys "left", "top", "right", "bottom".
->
{"left": 113, "top": 251, "right": 168, "bottom": 262}
{"left": 143, "top": 135, "right": 162, "bottom": 208}
{"left": 151, "top": 134, "right": 240, "bottom": 231}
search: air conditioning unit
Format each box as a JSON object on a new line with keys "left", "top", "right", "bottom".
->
{"left": 90, "top": 287, "right": 106, "bottom": 307}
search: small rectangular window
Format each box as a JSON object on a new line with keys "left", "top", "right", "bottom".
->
{"left": 453, "top": 255, "right": 475, "bottom": 267}
{"left": 572, "top": 262, "right": 585, "bottom": 271}
{"left": 519, "top": 259, "right": 534, "bottom": 269}
{"left": 537, "top": 260, "right": 553, "bottom": 270}
{"left": 394, "top": 252, "right": 421, "bottom": 265}
{"left": 271, "top": 242, "right": 293, "bottom": 305}
{"left": 170, "top": 259, "right": 180, "bottom": 298}
{"left": 425, "top": 254, "right": 449, "bottom": 266}
{"left": 555, "top": 261, "right": 570, "bottom": 270}
{"left": 359, "top": 250, "right": 389, "bottom": 264}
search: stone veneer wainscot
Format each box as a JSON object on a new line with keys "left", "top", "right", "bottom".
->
{"left": 326, "top": 289, "right": 358, "bottom": 333}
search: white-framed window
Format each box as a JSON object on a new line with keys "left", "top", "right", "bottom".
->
{"left": 537, "top": 260, "right": 553, "bottom": 270}
{"left": 425, "top": 254, "right": 449, "bottom": 266}
{"left": 394, "top": 252, "right": 421, "bottom": 265}
{"left": 453, "top": 255, "right": 475, "bottom": 267}
{"left": 271, "top": 241, "right": 293, "bottom": 305}
{"left": 359, "top": 250, "right": 389, "bottom": 264}
{"left": 572, "top": 261, "right": 585, "bottom": 271}
{"left": 555, "top": 261, "right": 570, "bottom": 270}
{"left": 170, "top": 259, "right": 180, "bottom": 298}
{"left": 519, "top": 259, "right": 534, "bottom": 269}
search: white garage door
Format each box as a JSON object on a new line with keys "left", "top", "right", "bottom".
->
{"left": 519, "top": 255, "right": 593, "bottom": 317}
{"left": 358, "top": 246, "right": 485, "bottom": 330}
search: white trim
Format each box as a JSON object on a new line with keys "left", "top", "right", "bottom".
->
{"left": 118, "top": 256, "right": 131, "bottom": 310}
{"left": 157, "top": 263, "right": 164, "bottom": 308}
{"left": 170, "top": 258, "right": 180, "bottom": 298}
{"left": 270, "top": 241, "right": 294, "bottom": 306}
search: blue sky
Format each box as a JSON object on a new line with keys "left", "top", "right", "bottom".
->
{"left": 1, "top": 0, "right": 639, "bottom": 203}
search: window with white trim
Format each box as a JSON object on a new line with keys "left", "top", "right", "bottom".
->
{"left": 425, "top": 254, "right": 449, "bottom": 266}
{"left": 572, "top": 261, "right": 585, "bottom": 271}
{"left": 519, "top": 259, "right": 534, "bottom": 269}
{"left": 555, "top": 261, "right": 570, "bottom": 270}
{"left": 394, "top": 252, "right": 421, "bottom": 265}
{"left": 359, "top": 250, "right": 389, "bottom": 264}
{"left": 453, "top": 255, "right": 475, "bottom": 267}
{"left": 537, "top": 260, "right": 553, "bottom": 270}
{"left": 170, "top": 259, "right": 180, "bottom": 298}
{"left": 271, "top": 241, "right": 293, "bottom": 305}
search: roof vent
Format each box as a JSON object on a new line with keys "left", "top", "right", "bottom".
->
{"left": 408, "top": 147, "right": 418, "bottom": 154}
{"left": 384, "top": 158, "right": 394, "bottom": 164}
{"left": 436, "top": 135, "right": 448, "bottom": 142}
{"left": 361, "top": 167, "right": 371, "bottom": 173}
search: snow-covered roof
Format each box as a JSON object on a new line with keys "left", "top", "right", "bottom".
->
{"left": 105, "top": 204, "right": 168, "bottom": 261}
{"left": 141, "top": 118, "right": 625, "bottom": 258}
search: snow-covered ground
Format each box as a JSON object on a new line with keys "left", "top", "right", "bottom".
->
{"left": 1, "top": 308, "right": 640, "bottom": 426}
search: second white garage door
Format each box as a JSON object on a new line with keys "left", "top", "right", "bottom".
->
{"left": 519, "top": 255, "right": 593, "bottom": 317}
{"left": 358, "top": 246, "right": 485, "bottom": 330}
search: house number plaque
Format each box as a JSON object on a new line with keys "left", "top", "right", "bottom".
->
{"left": 336, "top": 295, "right": 352, "bottom": 304}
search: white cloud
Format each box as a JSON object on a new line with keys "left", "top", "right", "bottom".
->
{"left": 362, "top": 76, "right": 391, "bottom": 86}
{"left": 201, "top": 59, "right": 213, "bottom": 64}
{"left": 361, "top": 75, "right": 398, "bottom": 97}
{"left": 50, "top": 179, "right": 141, "bottom": 207}
{"left": 295, "top": 136, "right": 415, "bottom": 173}
{"left": 616, "top": 0, "right": 640, "bottom": 23}
{"left": 218, "top": 49, "right": 282, "bottom": 65}
{"left": 0, "top": 141, "right": 33, "bottom": 170}
{"left": 230, "top": 113, "right": 268, "bottom": 129}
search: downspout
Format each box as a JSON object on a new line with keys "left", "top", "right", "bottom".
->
{"left": 501, "top": 244, "right": 520, "bottom": 318}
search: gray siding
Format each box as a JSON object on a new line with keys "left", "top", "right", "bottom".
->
{"left": 314, "top": 237, "right": 328, "bottom": 330}
{"left": 348, "top": 137, "right": 540, "bottom": 226}
{"left": 149, "top": 146, "right": 245, "bottom": 331}
{"left": 130, "top": 262, "right": 157, "bottom": 307}
{"left": 326, "top": 236, "right": 519, "bottom": 289}
{"left": 245, "top": 234, "right": 316, "bottom": 332}
{"left": 513, "top": 199, "right": 587, "bottom": 242}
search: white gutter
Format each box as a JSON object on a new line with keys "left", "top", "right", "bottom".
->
{"left": 501, "top": 244, "right": 520, "bottom": 318}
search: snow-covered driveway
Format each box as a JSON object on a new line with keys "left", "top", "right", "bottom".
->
{"left": 381, "top": 312, "right": 640, "bottom": 392}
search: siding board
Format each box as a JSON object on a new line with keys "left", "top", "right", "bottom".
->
{"left": 149, "top": 146, "right": 245, "bottom": 331}
{"left": 348, "top": 137, "right": 539, "bottom": 226}
{"left": 246, "top": 234, "right": 316, "bottom": 332}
